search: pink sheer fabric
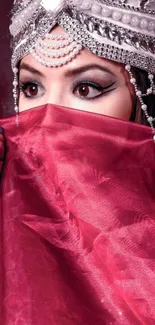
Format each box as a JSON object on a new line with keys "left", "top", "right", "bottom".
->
{"left": 0, "top": 104, "right": 155, "bottom": 324}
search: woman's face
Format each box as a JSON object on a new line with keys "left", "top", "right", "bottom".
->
{"left": 19, "top": 26, "right": 135, "bottom": 121}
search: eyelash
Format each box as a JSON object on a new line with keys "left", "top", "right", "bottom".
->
{"left": 19, "top": 80, "right": 116, "bottom": 100}
{"left": 19, "top": 80, "right": 44, "bottom": 99}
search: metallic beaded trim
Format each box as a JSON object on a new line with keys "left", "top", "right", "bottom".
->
{"left": 95, "top": 0, "right": 155, "bottom": 14}
{"left": 11, "top": 10, "right": 58, "bottom": 68}
{"left": 59, "top": 11, "right": 155, "bottom": 73}
{"left": 12, "top": 0, "right": 33, "bottom": 18}
{"left": 74, "top": 10, "right": 154, "bottom": 55}
{"left": 10, "top": 2, "right": 43, "bottom": 39}
{"left": 125, "top": 64, "right": 155, "bottom": 141}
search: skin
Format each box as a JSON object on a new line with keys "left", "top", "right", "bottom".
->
{"left": 19, "top": 26, "right": 135, "bottom": 121}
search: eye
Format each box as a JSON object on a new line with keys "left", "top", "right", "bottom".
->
{"left": 20, "top": 82, "right": 45, "bottom": 99}
{"left": 73, "top": 81, "right": 115, "bottom": 100}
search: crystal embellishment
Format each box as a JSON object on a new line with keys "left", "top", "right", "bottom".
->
{"left": 41, "top": 0, "right": 65, "bottom": 13}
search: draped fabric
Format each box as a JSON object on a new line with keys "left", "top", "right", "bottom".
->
{"left": 0, "top": 104, "right": 155, "bottom": 325}
{"left": 0, "top": 128, "right": 4, "bottom": 173}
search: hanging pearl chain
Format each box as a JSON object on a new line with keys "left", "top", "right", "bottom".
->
{"left": 36, "top": 41, "right": 78, "bottom": 57}
{"left": 38, "top": 37, "right": 73, "bottom": 49}
{"left": 30, "top": 43, "right": 82, "bottom": 67}
{"left": 125, "top": 64, "right": 155, "bottom": 142}
{"left": 13, "top": 67, "right": 19, "bottom": 114}
{"left": 30, "top": 33, "right": 82, "bottom": 67}
{"left": 45, "top": 33, "right": 69, "bottom": 40}
{"left": 12, "top": 67, "right": 19, "bottom": 125}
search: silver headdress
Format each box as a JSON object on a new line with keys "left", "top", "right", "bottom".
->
{"left": 10, "top": 0, "right": 155, "bottom": 71}
{"left": 10, "top": 0, "right": 155, "bottom": 138}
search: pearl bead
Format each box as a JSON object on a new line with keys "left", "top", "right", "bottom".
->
{"left": 153, "top": 135, "right": 155, "bottom": 143}
{"left": 136, "top": 91, "right": 142, "bottom": 96}
{"left": 91, "top": 3, "right": 101, "bottom": 14}
{"left": 122, "top": 14, "right": 131, "bottom": 24}
{"left": 102, "top": 6, "right": 111, "bottom": 17}
{"left": 130, "top": 78, "right": 136, "bottom": 84}
{"left": 147, "top": 116, "right": 153, "bottom": 123}
{"left": 140, "top": 19, "right": 148, "bottom": 30}
{"left": 112, "top": 11, "right": 122, "bottom": 21}
{"left": 131, "top": 16, "right": 140, "bottom": 27}
{"left": 148, "top": 21, "right": 155, "bottom": 31}
{"left": 13, "top": 81, "right": 18, "bottom": 86}
{"left": 148, "top": 74, "right": 154, "bottom": 80}
{"left": 15, "top": 106, "right": 18, "bottom": 113}
{"left": 125, "top": 65, "right": 131, "bottom": 71}
{"left": 80, "top": 0, "right": 92, "bottom": 10}
{"left": 13, "top": 68, "right": 18, "bottom": 73}
{"left": 142, "top": 104, "right": 147, "bottom": 111}
{"left": 147, "top": 88, "right": 153, "bottom": 94}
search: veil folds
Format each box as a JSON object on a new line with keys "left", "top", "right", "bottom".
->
{"left": 0, "top": 104, "right": 155, "bottom": 324}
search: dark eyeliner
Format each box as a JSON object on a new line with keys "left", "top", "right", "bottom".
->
{"left": 74, "top": 80, "right": 104, "bottom": 91}
{"left": 73, "top": 80, "right": 116, "bottom": 99}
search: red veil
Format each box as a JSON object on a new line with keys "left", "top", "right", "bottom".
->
{"left": 0, "top": 104, "right": 155, "bottom": 324}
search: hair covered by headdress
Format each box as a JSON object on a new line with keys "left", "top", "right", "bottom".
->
{"left": 10, "top": 0, "right": 155, "bottom": 139}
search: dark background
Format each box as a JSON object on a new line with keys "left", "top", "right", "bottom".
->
{"left": 0, "top": 1, "right": 13, "bottom": 117}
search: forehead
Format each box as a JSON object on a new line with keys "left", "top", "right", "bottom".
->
{"left": 20, "top": 51, "right": 124, "bottom": 77}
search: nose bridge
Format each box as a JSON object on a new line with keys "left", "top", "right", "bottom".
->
{"left": 46, "top": 79, "right": 61, "bottom": 105}
{"left": 46, "top": 73, "right": 67, "bottom": 106}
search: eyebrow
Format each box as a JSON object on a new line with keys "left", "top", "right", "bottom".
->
{"left": 20, "top": 62, "right": 113, "bottom": 78}
{"left": 20, "top": 63, "right": 45, "bottom": 77}
{"left": 65, "top": 64, "right": 113, "bottom": 77}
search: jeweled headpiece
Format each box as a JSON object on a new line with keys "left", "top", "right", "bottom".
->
{"left": 10, "top": 0, "right": 155, "bottom": 138}
{"left": 10, "top": 0, "right": 155, "bottom": 72}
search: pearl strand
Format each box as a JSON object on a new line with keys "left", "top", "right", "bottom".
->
{"left": 125, "top": 64, "right": 155, "bottom": 142}
{"left": 79, "top": 0, "right": 155, "bottom": 32}
{"left": 38, "top": 38, "right": 73, "bottom": 49}
{"left": 30, "top": 31, "right": 82, "bottom": 67}
{"left": 45, "top": 33, "right": 70, "bottom": 40}
{"left": 10, "top": 0, "right": 40, "bottom": 37}
{"left": 30, "top": 43, "right": 82, "bottom": 67}
{"left": 13, "top": 67, "right": 19, "bottom": 112}
{"left": 36, "top": 41, "right": 78, "bottom": 57}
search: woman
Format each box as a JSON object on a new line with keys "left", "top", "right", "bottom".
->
{"left": 0, "top": 0, "right": 155, "bottom": 324}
